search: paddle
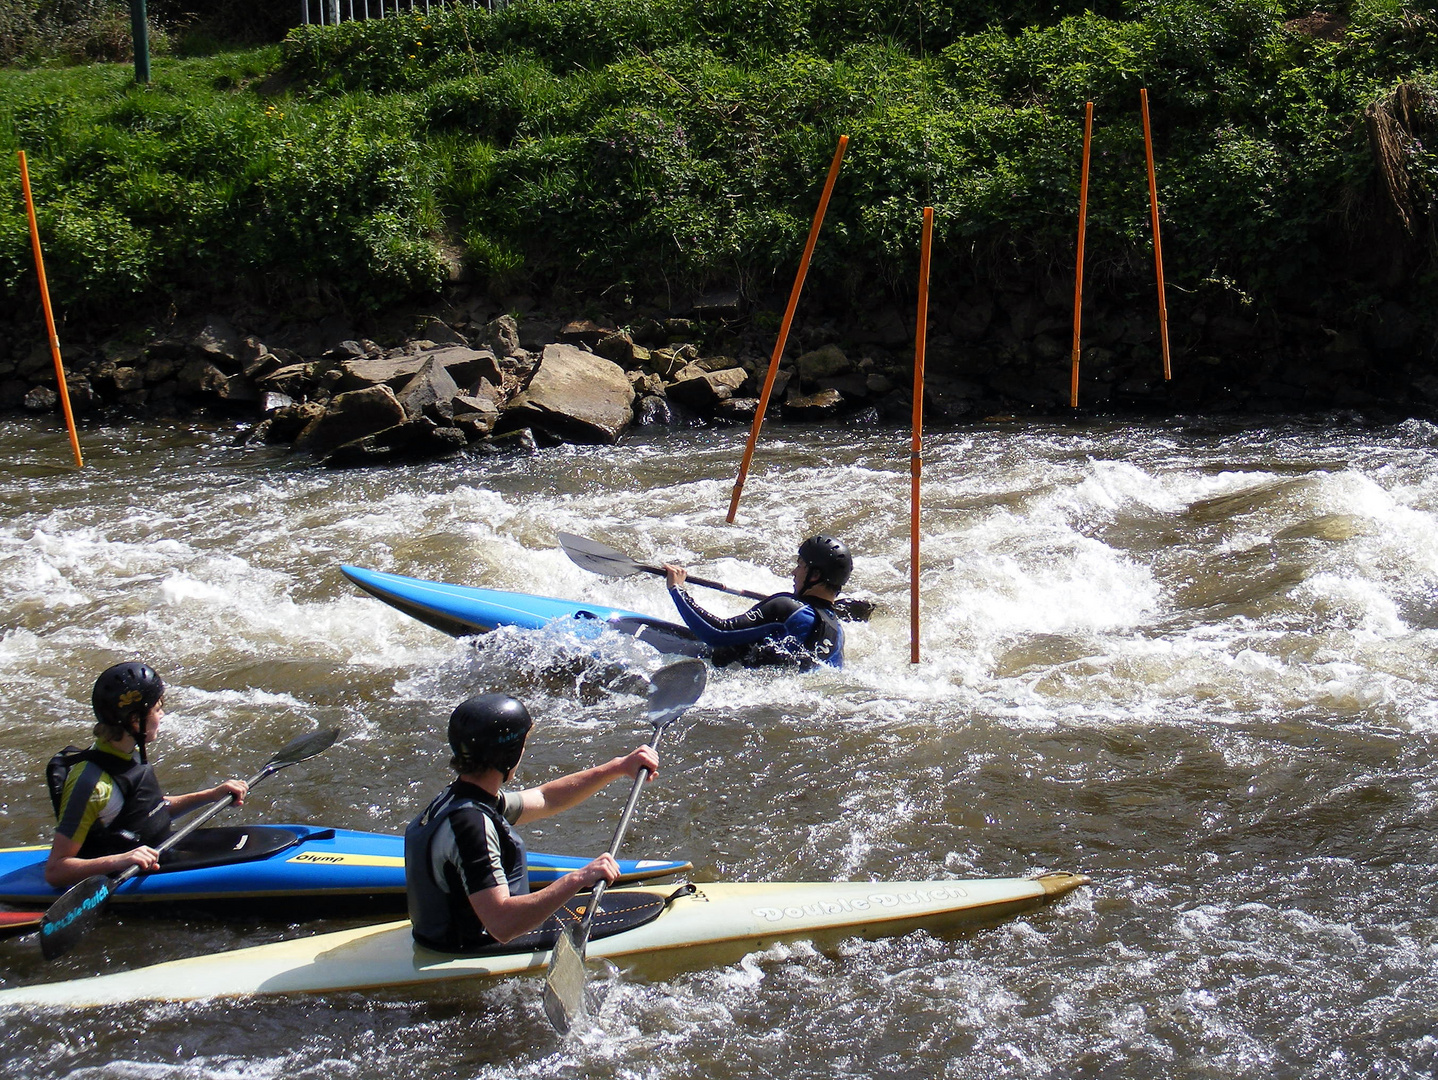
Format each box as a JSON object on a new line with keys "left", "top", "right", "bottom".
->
{"left": 556, "top": 532, "right": 875, "bottom": 622}
{"left": 542, "top": 657, "right": 707, "bottom": 1035}
{"left": 39, "top": 727, "right": 340, "bottom": 960}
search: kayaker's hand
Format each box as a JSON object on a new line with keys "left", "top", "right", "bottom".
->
{"left": 620, "top": 744, "right": 659, "bottom": 782}
{"left": 123, "top": 845, "right": 161, "bottom": 873}
{"left": 214, "top": 779, "right": 248, "bottom": 807}
{"left": 580, "top": 853, "right": 620, "bottom": 888}
{"left": 663, "top": 563, "right": 687, "bottom": 588}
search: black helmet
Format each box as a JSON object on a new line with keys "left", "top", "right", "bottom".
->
{"left": 92, "top": 662, "right": 165, "bottom": 728}
{"left": 92, "top": 662, "right": 165, "bottom": 763}
{"left": 448, "top": 694, "right": 533, "bottom": 776}
{"left": 798, "top": 535, "right": 853, "bottom": 591}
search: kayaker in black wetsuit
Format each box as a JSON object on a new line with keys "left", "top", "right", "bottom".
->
{"left": 663, "top": 535, "right": 852, "bottom": 670}
{"left": 405, "top": 693, "right": 659, "bottom": 951}
{"left": 44, "top": 662, "right": 249, "bottom": 889}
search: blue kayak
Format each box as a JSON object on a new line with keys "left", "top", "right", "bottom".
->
{"left": 341, "top": 565, "right": 706, "bottom": 657}
{"left": 0, "top": 825, "right": 690, "bottom": 912}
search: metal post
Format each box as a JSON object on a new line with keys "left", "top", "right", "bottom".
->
{"left": 129, "top": 0, "right": 150, "bottom": 83}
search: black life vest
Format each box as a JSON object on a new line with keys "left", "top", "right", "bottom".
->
{"left": 46, "top": 744, "right": 172, "bottom": 858}
{"left": 404, "top": 782, "right": 529, "bottom": 953}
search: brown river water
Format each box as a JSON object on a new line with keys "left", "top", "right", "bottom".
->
{"left": 1, "top": 413, "right": 1436, "bottom": 1078}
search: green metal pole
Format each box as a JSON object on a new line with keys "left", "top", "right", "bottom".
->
{"left": 130, "top": 0, "right": 150, "bottom": 83}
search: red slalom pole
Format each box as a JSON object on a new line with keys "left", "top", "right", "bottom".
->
{"left": 910, "top": 207, "right": 933, "bottom": 665}
{"left": 1070, "top": 101, "right": 1093, "bottom": 409}
{"left": 1140, "top": 89, "right": 1172, "bottom": 381}
{"left": 727, "top": 135, "right": 848, "bottom": 523}
{"left": 17, "top": 150, "right": 83, "bottom": 469}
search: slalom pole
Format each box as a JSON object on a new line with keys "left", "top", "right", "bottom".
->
{"left": 910, "top": 207, "right": 933, "bottom": 665}
{"left": 17, "top": 151, "right": 83, "bottom": 469}
{"left": 1140, "top": 89, "right": 1171, "bottom": 382}
{"left": 727, "top": 135, "right": 848, "bottom": 524}
{"left": 1070, "top": 102, "right": 1093, "bottom": 409}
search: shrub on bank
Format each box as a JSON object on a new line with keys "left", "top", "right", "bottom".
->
{"left": 0, "top": 1, "right": 1435, "bottom": 329}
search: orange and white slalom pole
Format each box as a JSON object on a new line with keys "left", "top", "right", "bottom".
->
{"left": 727, "top": 135, "right": 848, "bottom": 523}
{"left": 17, "top": 150, "right": 83, "bottom": 468}
{"left": 1140, "top": 89, "right": 1172, "bottom": 381}
{"left": 910, "top": 207, "right": 933, "bottom": 664}
{"left": 1070, "top": 102, "right": 1093, "bottom": 409}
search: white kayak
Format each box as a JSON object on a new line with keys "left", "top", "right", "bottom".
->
{"left": 0, "top": 873, "right": 1088, "bottom": 1009}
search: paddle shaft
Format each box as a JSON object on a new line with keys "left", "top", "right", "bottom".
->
{"left": 572, "top": 723, "right": 667, "bottom": 947}
{"left": 637, "top": 560, "right": 768, "bottom": 603}
{"left": 104, "top": 755, "right": 289, "bottom": 892}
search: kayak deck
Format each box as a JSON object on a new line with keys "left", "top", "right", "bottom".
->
{"left": 0, "top": 873, "right": 1090, "bottom": 1009}
{"left": 341, "top": 564, "right": 707, "bottom": 657}
{"left": 0, "top": 825, "right": 691, "bottom": 910}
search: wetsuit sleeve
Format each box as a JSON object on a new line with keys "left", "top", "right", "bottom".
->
{"left": 445, "top": 807, "right": 508, "bottom": 895}
{"left": 667, "top": 588, "right": 807, "bottom": 648}
{"left": 54, "top": 763, "right": 117, "bottom": 847}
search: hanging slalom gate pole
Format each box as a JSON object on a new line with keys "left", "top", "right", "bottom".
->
{"left": 727, "top": 135, "right": 848, "bottom": 524}
{"left": 910, "top": 207, "right": 933, "bottom": 665}
{"left": 1140, "top": 89, "right": 1171, "bottom": 382}
{"left": 1070, "top": 102, "right": 1093, "bottom": 409}
{"left": 17, "top": 151, "right": 83, "bottom": 469}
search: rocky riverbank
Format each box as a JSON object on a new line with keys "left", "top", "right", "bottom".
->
{"left": 2, "top": 281, "right": 1433, "bottom": 464}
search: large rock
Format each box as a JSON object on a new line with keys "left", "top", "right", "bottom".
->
{"left": 294, "top": 385, "right": 406, "bottom": 456}
{"left": 668, "top": 366, "right": 748, "bottom": 410}
{"left": 193, "top": 317, "right": 243, "bottom": 369}
{"left": 396, "top": 356, "right": 460, "bottom": 423}
{"left": 339, "top": 346, "right": 501, "bottom": 394}
{"left": 501, "top": 343, "right": 634, "bottom": 444}
{"left": 479, "top": 315, "right": 521, "bottom": 358}
{"left": 795, "top": 344, "right": 853, "bottom": 383}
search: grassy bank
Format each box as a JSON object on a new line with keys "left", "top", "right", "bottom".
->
{"left": 1, "top": 1, "right": 1435, "bottom": 342}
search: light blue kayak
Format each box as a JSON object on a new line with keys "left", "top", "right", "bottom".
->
{"left": 341, "top": 564, "right": 706, "bottom": 657}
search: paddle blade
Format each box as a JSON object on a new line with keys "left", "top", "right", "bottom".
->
{"left": 39, "top": 874, "right": 113, "bottom": 959}
{"left": 834, "top": 596, "right": 876, "bottom": 623}
{"left": 269, "top": 727, "right": 340, "bottom": 769}
{"left": 646, "top": 658, "right": 707, "bottom": 727}
{"left": 557, "top": 533, "right": 647, "bottom": 578}
{"left": 543, "top": 926, "right": 589, "bottom": 1035}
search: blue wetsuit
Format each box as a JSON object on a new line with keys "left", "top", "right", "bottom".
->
{"left": 667, "top": 587, "right": 844, "bottom": 669}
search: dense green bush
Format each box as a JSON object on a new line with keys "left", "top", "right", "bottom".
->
{"left": 1, "top": 0, "right": 1435, "bottom": 320}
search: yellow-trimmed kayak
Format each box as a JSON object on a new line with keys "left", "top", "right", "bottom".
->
{"left": 0, "top": 873, "right": 1089, "bottom": 1010}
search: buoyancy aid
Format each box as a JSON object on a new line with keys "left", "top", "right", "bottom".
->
{"left": 404, "top": 782, "right": 529, "bottom": 952}
{"left": 46, "top": 744, "right": 172, "bottom": 857}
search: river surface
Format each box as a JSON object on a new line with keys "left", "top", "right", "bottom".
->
{"left": 1, "top": 413, "right": 1437, "bottom": 1078}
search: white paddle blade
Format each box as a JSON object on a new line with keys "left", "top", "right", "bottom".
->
{"left": 543, "top": 927, "right": 589, "bottom": 1035}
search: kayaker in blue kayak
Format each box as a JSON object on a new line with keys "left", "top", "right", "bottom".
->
{"left": 405, "top": 693, "right": 659, "bottom": 950}
{"left": 44, "top": 662, "right": 249, "bottom": 889}
{"left": 663, "top": 535, "right": 850, "bottom": 669}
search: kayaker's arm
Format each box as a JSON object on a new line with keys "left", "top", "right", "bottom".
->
{"left": 512, "top": 746, "right": 658, "bottom": 824}
{"left": 468, "top": 855, "right": 620, "bottom": 944}
{"left": 164, "top": 778, "right": 249, "bottom": 816}
{"left": 43, "top": 831, "right": 159, "bottom": 889}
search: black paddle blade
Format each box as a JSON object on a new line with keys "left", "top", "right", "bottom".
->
{"left": 834, "top": 596, "right": 875, "bottom": 623}
{"left": 557, "top": 533, "right": 646, "bottom": 578}
{"left": 542, "top": 926, "right": 589, "bottom": 1035}
{"left": 39, "top": 874, "right": 112, "bottom": 959}
{"left": 646, "top": 659, "right": 707, "bottom": 727}
{"left": 268, "top": 727, "right": 340, "bottom": 769}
